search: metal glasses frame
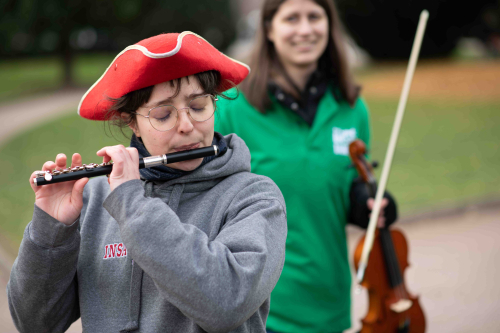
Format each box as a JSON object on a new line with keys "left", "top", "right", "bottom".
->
{"left": 132, "top": 94, "right": 218, "bottom": 132}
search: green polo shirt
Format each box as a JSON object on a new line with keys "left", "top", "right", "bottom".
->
{"left": 215, "top": 87, "right": 371, "bottom": 333}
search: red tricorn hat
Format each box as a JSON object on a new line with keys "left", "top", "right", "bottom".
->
{"left": 78, "top": 31, "right": 250, "bottom": 120}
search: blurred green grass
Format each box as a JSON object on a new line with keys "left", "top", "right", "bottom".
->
{"left": 367, "top": 97, "right": 500, "bottom": 214}
{"left": 0, "top": 53, "right": 115, "bottom": 102}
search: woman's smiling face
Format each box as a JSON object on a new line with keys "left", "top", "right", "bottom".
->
{"left": 267, "top": 0, "right": 329, "bottom": 69}
{"left": 130, "top": 76, "right": 215, "bottom": 171}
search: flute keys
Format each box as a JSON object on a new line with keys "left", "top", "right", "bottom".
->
{"left": 36, "top": 171, "right": 54, "bottom": 181}
{"left": 35, "top": 171, "right": 46, "bottom": 178}
{"left": 85, "top": 163, "right": 98, "bottom": 169}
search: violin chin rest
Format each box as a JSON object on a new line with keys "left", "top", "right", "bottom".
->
{"left": 390, "top": 299, "right": 413, "bottom": 313}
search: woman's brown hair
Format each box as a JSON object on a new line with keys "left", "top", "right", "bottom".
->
{"left": 240, "top": 0, "right": 360, "bottom": 112}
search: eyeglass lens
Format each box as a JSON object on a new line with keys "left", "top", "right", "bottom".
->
{"left": 149, "top": 95, "right": 215, "bottom": 131}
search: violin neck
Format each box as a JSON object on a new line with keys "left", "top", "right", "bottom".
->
{"left": 379, "top": 228, "right": 403, "bottom": 288}
{"left": 366, "top": 180, "right": 378, "bottom": 198}
{"left": 366, "top": 181, "right": 403, "bottom": 288}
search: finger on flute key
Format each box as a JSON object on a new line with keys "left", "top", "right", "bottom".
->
{"left": 42, "top": 160, "right": 57, "bottom": 172}
{"left": 55, "top": 153, "right": 67, "bottom": 169}
{"left": 71, "top": 153, "right": 83, "bottom": 168}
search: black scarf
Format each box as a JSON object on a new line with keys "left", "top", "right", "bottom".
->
{"left": 130, "top": 132, "right": 227, "bottom": 181}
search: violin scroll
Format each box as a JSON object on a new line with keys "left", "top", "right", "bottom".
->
{"left": 349, "top": 139, "right": 377, "bottom": 197}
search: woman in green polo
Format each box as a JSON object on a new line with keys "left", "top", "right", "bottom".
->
{"left": 215, "top": 0, "right": 397, "bottom": 332}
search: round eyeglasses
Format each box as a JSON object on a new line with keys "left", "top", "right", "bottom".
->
{"left": 133, "top": 94, "right": 218, "bottom": 132}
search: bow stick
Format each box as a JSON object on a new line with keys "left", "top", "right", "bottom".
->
{"left": 355, "top": 10, "right": 429, "bottom": 286}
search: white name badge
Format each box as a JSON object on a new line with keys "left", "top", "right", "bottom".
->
{"left": 332, "top": 127, "right": 357, "bottom": 156}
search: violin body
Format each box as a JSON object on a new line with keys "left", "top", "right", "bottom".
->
{"left": 354, "top": 228, "right": 426, "bottom": 333}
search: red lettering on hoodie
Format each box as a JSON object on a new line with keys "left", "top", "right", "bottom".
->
{"left": 109, "top": 244, "right": 117, "bottom": 258}
{"left": 103, "top": 245, "right": 109, "bottom": 259}
{"left": 103, "top": 243, "right": 127, "bottom": 260}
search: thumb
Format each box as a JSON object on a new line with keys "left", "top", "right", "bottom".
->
{"left": 71, "top": 178, "right": 89, "bottom": 207}
{"left": 381, "top": 198, "right": 389, "bottom": 208}
{"left": 367, "top": 198, "right": 374, "bottom": 210}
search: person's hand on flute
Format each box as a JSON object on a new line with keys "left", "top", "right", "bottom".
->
{"left": 29, "top": 153, "right": 89, "bottom": 225}
{"left": 96, "top": 145, "right": 140, "bottom": 191}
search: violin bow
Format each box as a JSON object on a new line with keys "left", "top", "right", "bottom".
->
{"left": 356, "top": 10, "right": 429, "bottom": 286}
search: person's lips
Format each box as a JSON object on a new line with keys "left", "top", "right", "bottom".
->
{"left": 292, "top": 40, "right": 317, "bottom": 51}
{"left": 174, "top": 142, "right": 200, "bottom": 152}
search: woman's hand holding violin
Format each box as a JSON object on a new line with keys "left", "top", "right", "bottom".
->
{"left": 367, "top": 198, "right": 389, "bottom": 228}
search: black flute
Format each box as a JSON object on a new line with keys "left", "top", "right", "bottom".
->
{"left": 34, "top": 145, "right": 219, "bottom": 186}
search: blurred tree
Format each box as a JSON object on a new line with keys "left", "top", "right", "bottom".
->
{"left": 336, "top": 0, "right": 499, "bottom": 59}
{"left": 0, "top": 0, "right": 235, "bottom": 86}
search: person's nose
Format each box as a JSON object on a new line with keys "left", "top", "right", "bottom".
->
{"left": 297, "top": 17, "right": 314, "bottom": 36}
{"left": 176, "top": 108, "right": 194, "bottom": 133}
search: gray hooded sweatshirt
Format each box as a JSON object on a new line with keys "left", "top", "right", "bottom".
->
{"left": 7, "top": 134, "right": 287, "bottom": 333}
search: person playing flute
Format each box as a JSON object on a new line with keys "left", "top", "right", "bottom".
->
{"left": 7, "top": 32, "right": 287, "bottom": 333}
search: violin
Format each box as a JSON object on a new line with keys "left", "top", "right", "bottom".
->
{"left": 349, "top": 139, "right": 426, "bottom": 333}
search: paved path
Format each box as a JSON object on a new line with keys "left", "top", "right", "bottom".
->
{"left": 0, "top": 88, "right": 86, "bottom": 146}
{"left": 0, "top": 90, "right": 499, "bottom": 332}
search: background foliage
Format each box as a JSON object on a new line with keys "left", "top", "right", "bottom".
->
{"left": 0, "top": 0, "right": 235, "bottom": 85}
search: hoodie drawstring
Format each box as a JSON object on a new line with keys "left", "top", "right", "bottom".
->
{"left": 167, "top": 183, "right": 185, "bottom": 213}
